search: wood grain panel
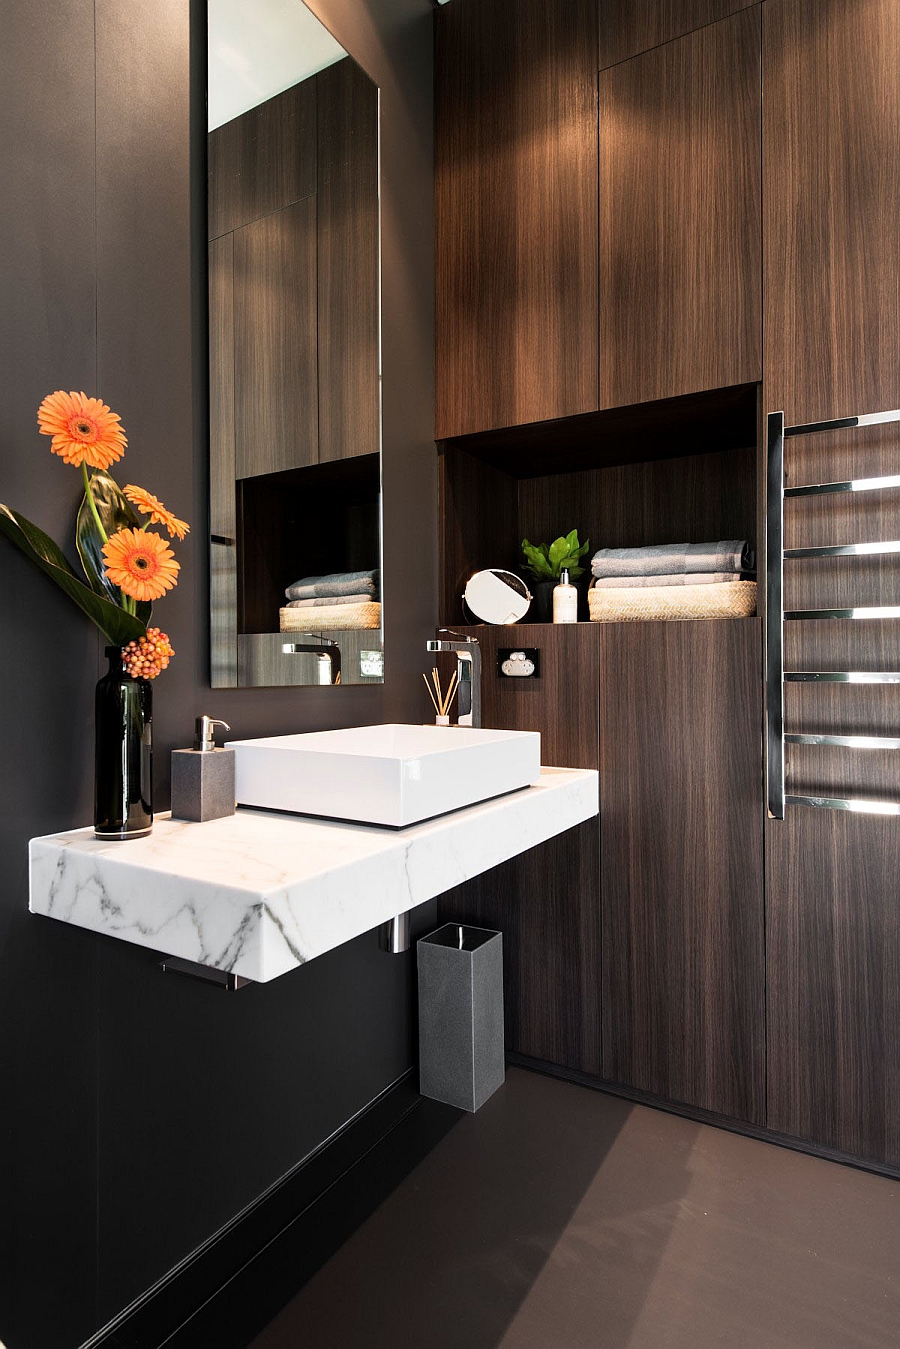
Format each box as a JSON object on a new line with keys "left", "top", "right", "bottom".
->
{"left": 208, "top": 79, "right": 316, "bottom": 240}
{"left": 763, "top": 0, "right": 900, "bottom": 426}
{"left": 316, "top": 58, "right": 380, "bottom": 464}
{"left": 518, "top": 446, "right": 758, "bottom": 564}
{"left": 209, "top": 233, "right": 237, "bottom": 687}
{"left": 600, "top": 8, "right": 762, "bottom": 409}
{"left": 600, "top": 618, "right": 765, "bottom": 1123}
{"left": 438, "top": 383, "right": 760, "bottom": 478}
{"left": 431, "top": 623, "right": 601, "bottom": 770}
{"left": 599, "top": 0, "right": 756, "bottom": 70}
{"left": 435, "top": 0, "right": 598, "bottom": 438}
{"left": 438, "top": 447, "right": 519, "bottom": 625}
{"left": 766, "top": 810, "right": 900, "bottom": 1166}
{"left": 439, "top": 819, "right": 602, "bottom": 1074}
{"left": 233, "top": 196, "right": 318, "bottom": 478}
{"left": 764, "top": 0, "right": 900, "bottom": 1159}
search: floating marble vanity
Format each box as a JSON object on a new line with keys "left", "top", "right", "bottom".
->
{"left": 29, "top": 767, "right": 598, "bottom": 983}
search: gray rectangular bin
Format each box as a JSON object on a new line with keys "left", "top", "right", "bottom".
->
{"left": 417, "top": 923, "right": 504, "bottom": 1112}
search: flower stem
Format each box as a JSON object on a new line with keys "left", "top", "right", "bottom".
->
{"left": 82, "top": 462, "right": 108, "bottom": 544}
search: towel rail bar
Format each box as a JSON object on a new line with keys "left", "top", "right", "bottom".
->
{"left": 784, "top": 671, "right": 900, "bottom": 683}
{"left": 784, "top": 541, "right": 900, "bottom": 559}
{"left": 785, "top": 794, "right": 900, "bottom": 815}
{"left": 765, "top": 407, "right": 900, "bottom": 819}
{"left": 785, "top": 733, "right": 900, "bottom": 750}
{"left": 785, "top": 473, "right": 900, "bottom": 498}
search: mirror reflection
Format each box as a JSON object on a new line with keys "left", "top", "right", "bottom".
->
{"left": 207, "top": 0, "right": 382, "bottom": 687}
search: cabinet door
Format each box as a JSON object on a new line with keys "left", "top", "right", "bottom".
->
{"left": 316, "top": 59, "right": 379, "bottom": 464}
{"left": 233, "top": 196, "right": 318, "bottom": 478}
{"left": 600, "top": 619, "right": 765, "bottom": 1123}
{"left": 599, "top": 0, "right": 755, "bottom": 70}
{"left": 435, "top": 0, "right": 599, "bottom": 439}
{"left": 763, "top": 0, "right": 900, "bottom": 426}
{"left": 600, "top": 9, "right": 761, "bottom": 410}
{"left": 763, "top": 0, "right": 900, "bottom": 1165}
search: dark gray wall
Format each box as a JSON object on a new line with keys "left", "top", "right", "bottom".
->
{"left": 0, "top": 1, "right": 435, "bottom": 1344}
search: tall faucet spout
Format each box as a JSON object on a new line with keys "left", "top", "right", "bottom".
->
{"left": 425, "top": 630, "right": 481, "bottom": 727}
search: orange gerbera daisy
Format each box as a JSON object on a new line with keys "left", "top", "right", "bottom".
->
{"left": 124, "top": 485, "right": 190, "bottom": 540}
{"left": 37, "top": 390, "right": 127, "bottom": 470}
{"left": 102, "top": 528, "right": 180, "bottom": 602}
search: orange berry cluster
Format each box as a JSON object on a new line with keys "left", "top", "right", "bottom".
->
{"left": 122, "top": 627, "right": 175, "bottom": 681}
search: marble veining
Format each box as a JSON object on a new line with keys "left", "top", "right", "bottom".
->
{"left": 29, "top": 768, "right": 599, "bottom": 982}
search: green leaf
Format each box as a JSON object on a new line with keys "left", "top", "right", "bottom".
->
{"left": 76, "top": 471, "right": 152, "bottom": 626}
{"left": 520, "top": 538, "right": 554, "bottom": 580}
{"left": 0, "top": 504, "right": 147, "bottom": 646}
{"left": 565, "top": 528, "right": 580, "bottom": 552}
{"left": 547, "top": 536, "right": 571, "bottom": 570}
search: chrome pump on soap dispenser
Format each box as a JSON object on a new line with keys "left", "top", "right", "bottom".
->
{"left": 170, "top": 716, "right": 236, "bottom": 822}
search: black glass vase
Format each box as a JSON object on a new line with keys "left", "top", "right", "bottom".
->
{"left": 95, "top": 647, "right": 153, "bottom": 840}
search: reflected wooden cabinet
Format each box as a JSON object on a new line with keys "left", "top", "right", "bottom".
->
{"left": 599, "top": 7, "right": 762, "bottom": 409}
{"left": 208, "top": 55, "right": 380, "bottom": 687}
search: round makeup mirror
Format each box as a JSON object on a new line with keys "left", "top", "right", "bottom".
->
{"left": 462, "top": 569, "right": 532, "bottom": 624}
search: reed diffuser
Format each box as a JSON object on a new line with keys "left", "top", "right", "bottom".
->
{"left": 423, "top": 666, "right": 458, "bottom": 725}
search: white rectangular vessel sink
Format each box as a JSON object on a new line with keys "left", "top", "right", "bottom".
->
{"left": 228, "top": 723, "right": 541, "bottom": 827}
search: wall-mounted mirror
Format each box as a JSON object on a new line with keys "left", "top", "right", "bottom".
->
{"left": 207, "top": 1, "right": 382, "bottom": 687}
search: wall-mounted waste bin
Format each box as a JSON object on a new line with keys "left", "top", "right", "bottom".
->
{"left": 417, "top": 924, "right": 504, "bottom": 1112}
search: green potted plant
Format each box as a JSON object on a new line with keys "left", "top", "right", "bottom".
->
{"left": 520, "top": 529, "right": 590, "bottom": 622}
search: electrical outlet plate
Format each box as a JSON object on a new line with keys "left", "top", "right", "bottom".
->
{"left": 498, "top": 648, "right": 540, "bottom": 678}
{"left": 360, "top": 649, "right": 384, "bottom": 678}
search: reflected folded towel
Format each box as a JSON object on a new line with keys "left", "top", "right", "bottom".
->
{"left": 591, "top": 541, "right": 754, "bottom": 579}
{"left": 285, "top": 569, "right": 380, "bottom": 601}
{"left": 592, "top": 572, "right": 753, "bottom": 589}
{"left": 280, "top": 601, "right": 381, "bottom": 632}
{"left": 588, "top": 581, "right": 757, "bottom": 623}
{"left": 284, "top": 593, "right": 375, "bottom": 609}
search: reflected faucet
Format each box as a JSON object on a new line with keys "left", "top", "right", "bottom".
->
{"left": 282, "top": 637, "right": 342, "bottom": 685}
{"left": 426, "top": 630, "right": 481, "bottom": 727}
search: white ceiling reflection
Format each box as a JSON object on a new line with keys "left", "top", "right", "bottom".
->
{"left": 208, "top": 0, "right": 346, "bottom": 130}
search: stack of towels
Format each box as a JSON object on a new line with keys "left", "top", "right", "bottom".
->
{"left": 588, "top": 541, "right": 757, "bottom": 622}
{"left": 280, "top": 569, "right": 381, "bottom": 632}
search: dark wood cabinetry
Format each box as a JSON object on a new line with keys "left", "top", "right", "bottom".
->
{"left": 233, "top": 197, "right": 318, "bottom": 479}
{"left": 763, "top": 0, "right": 900, "bottom": 428}
{"left": 599, "top": 0, "right": 756, "bottom": 70}
{"left": 435, "top": 0, "right": 599, "bottom": 439}
{"left": 599, "top": 8, "right": 761, "bottom": 409}
{"left": 599, "top": 619, "right": 765, "bottom": 1122}
{"left": 440, "top": 820, "right": 602, "bottom": 1075}
{"left": 316, "top": 58, "right": 379, "bottom": 464}
{"left": 762, "top": 0, "right": 900, "bottom": 1167}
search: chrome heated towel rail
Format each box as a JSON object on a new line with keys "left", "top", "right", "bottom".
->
{"left": 766, "top": 407, "right": 900, "bottom": 819}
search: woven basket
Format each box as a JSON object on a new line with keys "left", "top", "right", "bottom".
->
{"left": 279, "top": 601, "right": 381, "bottom": 632}
{"left": 588, "top": 581, "right": 757, "bottom": 623}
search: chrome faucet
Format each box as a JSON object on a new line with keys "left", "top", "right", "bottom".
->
{"left": 282, "top": 637, "right": 342, "bottom": 685}
{"left": 426, "top": 630, "right": 481, "bottom": 727}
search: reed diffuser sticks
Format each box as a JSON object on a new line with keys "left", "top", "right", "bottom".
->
{"left": 423, "top": 665, "right": 459, "bottom": 721}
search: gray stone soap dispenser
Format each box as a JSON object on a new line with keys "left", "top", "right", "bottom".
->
{"left": 171, "top": 716, "right": 235, "bottom": 822}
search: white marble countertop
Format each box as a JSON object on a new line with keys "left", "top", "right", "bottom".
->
{"left": 29, "top": 767, "right": 598, "bottom": 983}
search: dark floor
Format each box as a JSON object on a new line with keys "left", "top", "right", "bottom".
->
{"left": 244, "top": 1068, "right": 900, "bottom": 1349}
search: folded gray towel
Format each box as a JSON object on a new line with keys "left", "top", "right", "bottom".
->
{"left": 591, "top": 541, "right": 754, "bottom": 579}
{"left": 592, "top": 572, "right": 753, "bottom": 589}
{"left": 285, "top": 569, "right": 380, "bottom": 601}
{"left": 285, "top": 593, "right": 376, "bottom": 609}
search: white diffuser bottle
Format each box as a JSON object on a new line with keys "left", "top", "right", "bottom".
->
{"left": 553, "top": 568, "right": 578, "bottom": 624}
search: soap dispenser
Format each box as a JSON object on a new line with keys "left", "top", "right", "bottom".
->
{"left": 553, "top": 568, "right": 578, "bottom": 624}
{"left": 171, "top": 716, "right": 235, "bottom": 822}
